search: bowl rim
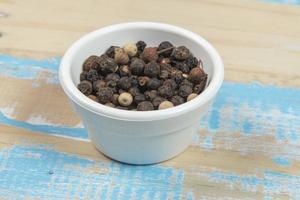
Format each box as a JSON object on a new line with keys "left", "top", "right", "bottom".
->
{"left": 59, "top": 22, "right": 224, "bottom": 121}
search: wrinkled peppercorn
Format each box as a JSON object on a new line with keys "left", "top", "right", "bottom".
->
{"left": 93, "top": 80, "right": 106, "bottom": 92}
{"left": 158, "top": 85, "right": 173, "bottom": 98}
{"left": 171, "top": 46, "right": 190, "bottom": 60}
{"left": 130, "top": 58, "right": 145, "bottom": 75}
{"left": 83, "top": 55, "right": 99, "bottom": 71}
{"left": 194, "top": 78, "right": 207, "bottom": 94}
{"left": 170, "top": 95, "right": 185, "bottom": 106}
{"left": 105, "top": 46, "right": 118, "bottom": 58}
{"left": 97, "top": 87, "right": 113, "bottom": 103}
{"left": 141, "top": 47, "right": 158, "bottom": 62}
{"left": 128, "top": 87, "right": 140, "bottom": 97}
{"left": 134, "top": 94, "right": 146, "bottom": 104}
{"left": 178, "top": 84, "right": 193, "bottom": 98}
{"left": 144, "top": 61, "right": 160, "bottom": 77}
{"left": 176, "top": 62, "right": 190, "bottom": 73}
{"left": 170, "top": 69, "right": 184, "bottom": 84}
{"left": 112, "top": 94, "right": 119, "bottom": 105}
{"left": 105, "top": 73, "right": 120, "bottom": 82}
{"left": 180, "top": 79, "right": 194, "bottom": 88}
{"left": 152, "top": 96, "right": 166, "bottom": 108}
{"left": 80, "top": 71, "right": 88, "bottom": 81}
{"left": 78, "top": 80, "right": 92, "bottom": 95}
{"left": 136, "top": 41, "right": 146, "bottom": 54}
{"left": 189, "top": 67, "right": 207, "bottom": 84}
{"left": 145, "top": 90, "right": 158, "bottom": 101}
{"left": 98, "top": 55, "right": 118, "bottom": 75}
{"left": 137, "top": 101, "right": 154, "bottom": 111}
{"left": 163, "top": 79, "right": 177, "bottom": 90}
{"left": 123, "top": 43, "right": 137, "bottom": 57}
{"left": 129, "top": 75, "right": 139, "bottom": 87}
{"left": 114, "top": 48, "right": 129, "bottom": 65}
{"left": 118, "top": 77, "right": 131, "bottom": 90}
{"left": 186, "top": 56, "right": 198, "bottom": 69}
{"left": 157, "top": 41, "right": 174, "bottom": 57}
{"left": 119, "top": 65, "right": 131, "bottom": 77}
{"left": 86, "top": 69, "right": 99, "bottom": 82}
{"left": 106, "top": 80, "right": 118, "bottom": 90}
{"left": 159, "top": 70, "right": 169, "bottom": 80}
{"left": 147, "top": 78, "right": 161, "bottom": 90}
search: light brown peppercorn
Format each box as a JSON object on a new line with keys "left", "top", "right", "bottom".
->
{"left": 118, "top": 92, "right": 133, "bottom": 106}
{"left": 137, "top": 101, "right": 154, "bottom": 111}
{"left": 170, "top": 95, "right": 185, "bottom": 106}
{"left": 112, "top": 94, "right": 119, "bottom": 105}
{"left": 171, "top": 46, "right": 190, "bottom": 60}
{"left": 114, "top": 48, "right": 129, "bottom": 64}
{"left": 97, "top": 87, "right": 114, "bottom": 104}
{"left": 187, "top": 93, "right": 198, "bottom": 101}
{"left": 119, "top": 65, "right": 131, "bottom": 77}
{"left": 105, "top": 102, "right": 116, "bottom": 108}
{"left": 152, "top": 96, "right": 167, "bottom": 108}
{"left": 98, "top": 55, "right": 118, "bottom": 74}
{"left": 138, "top": 76, "right": 150, "bottom": 87}
{"left": 141, "top": 47, "right": 158, "bottom": 62}
{"left": 123, "top": 43, "right": 138, "bottom": 57}
{"left": 88, "top": 95, "right": 98, "bottom": 102}
{"left": 93, "top": 80, "right": 106, "bottom": 92}
{"left": 158, "top": 101, "right": 174, "bottom": 110}
{"left": 189, "top": 67, "right": 206, "bottom": 84}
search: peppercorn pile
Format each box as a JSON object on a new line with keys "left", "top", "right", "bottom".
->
{"left": 78, "top": 41, "right": 207, "bottom": 111}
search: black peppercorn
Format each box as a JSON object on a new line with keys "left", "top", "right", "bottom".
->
{"left": 178, "top": 85, "right": 193, "bottom": 98}
{"left": 97, "top": 87, "right": 114, "bottom": 103}
{"left": 134, "top": 94, "right": 146, "bottom": 105}
{"left": 189, "top": 67, "right": 207, "bottom": 84}
{"left": 106, "top": 80, "right": 118, "bottom": 91}
{"left": 112, "top": 94, "right": 119, "bottom": 105}
{"left": 152, "top": 96, "right": 167, "bottom": 108}
{"left": 128, "top": 87, "right": 140, "bottom": 97}
{"left": 119, "top": 65, "right": 131, "bottom": 77}
{"left": 137, "top": 101, "right": 154, "bottom": 111}
{"left": 78, "top": 80, "right": 92, "bottom": 96}
{"left": 171, "top": 46, "right": 190, "bottom": 60}
{"left": 98, "top": 55, "right": 118, "bottom": 75}
{"left": 180, "top": 79, "right": 194, "bottom": 88}
{"left": 147, "top": 78, "right": 161, "bottom": 90}
{"left": 145, "top": 90, "right": 158, "bottom": 101}
{"left": 185, "top": 56, "right": 198, "bottom": 69}
{"left": 144, "top": 61, "right": 160, "bottom": 77}
{"left": 105, "top": 46, "right": 118, "bottom": 58}
{"left": 194, "top": 77, "right": 207, "bottom": 94}
{"left": 163, "top": 79, "right": 177, "bottom": 90}
{"left": 130, "top": 58, "right": 145, "bottom": 76}
{"left": 138, "top": 76, "right": 150, "bottom": 87}
{"left": 80, "top": 71, "right": 88, "bottom": 81}
{"left": 170, "top": 95, "right": 185, "bottom": 106}
{"left": 176, "top": 62, "right": 190, "bottom": 73}
{"left": 158, "top": 84, "right": 173, "bottom": 98}
{"left": 157, "top": 41, "right": 174, "bottom": 57}
{"left": 170, "top": 69, "right": 184, "bottom": 84}
{"left": 159, "top": 70, "right": 169, "bottom": 80}
{"left": 93, "top": 80, "right": 106, "bottom": 92}
{"left": 83, "top": 55, "right": 100, "bottom": 71}
{"left": 86, "top": 69, "right": 99, "bottom": 82}
{"left": 136, "top": 41, "right": 147, "bottom": 55}
{"left": 118, "top": 77, "right": 132, "bottom": 90}
{"left": 105, "top": 73, "right": 120, "bottom": 82}
{"left": 141, "top": 47, "right": 158, "bottom": 62}
{"left": 129, "top": 75, "right": 139, "bottom": 87}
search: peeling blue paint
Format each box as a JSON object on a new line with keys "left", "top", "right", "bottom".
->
{"left": 0, "top": 145, "right": 184, "bottom": 200}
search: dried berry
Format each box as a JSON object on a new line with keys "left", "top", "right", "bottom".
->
{"left": 88, "top": 95, "right": 98, "bottom": 102}
{"left": 137, "top": 101, "right": 154, "bottom": 111}
{"left": 152, "top": 96, "right": 167, "bottom": 108}
{"left": 123, "top": 43, "right": 137, "bottom": 57}
{"left": 178, "top": 85, "right": 193, "bottom": 98}
{"left": 106, "top": 80, "right": 118, "bottom": 90}
{"left": 129, "top": 75, "right": 139, "bottom": 87}
{"left": 105, "top": 46, "right": 118, "bottom": 58}
{"left": 157, "top": 41, "right": 174, "bottom": 57}
{"left": 78, "top": 80, "right": 92, "bottom": 95}
{"left": 180, "top": 79, "right": 194, "bottom": 88}
{"left": 189, "top": 67, "right": 206, "bottom": 84}
{"left": 170, "top": 95, "right": 184, "bottom": 106}
{"left": 93, "top": 80, "right": 106, "bottom": 92}
{"left": 144, "top": 61, "right": 160, "bottom": 77}
{"left": 186, "top": 56, "right": 198, "bottom": 69}
{"left": 119, "top": 65, "right": 131, "bottom": 77}
{"left": 130, "top": 58, "right": 145, "bottom": 75}
{"left": 98, "top": 55, "right": 118, "bottom": 75}
{"left": 105, "top": 73, "right": 120, "bottom": 82}
{"left": 83, "top": 55, "right": 99, "bottom": 71}
{"left": 194, "top": 77, "right": 207, "bottom": 94}
{"left": 114, "top": 48, "right": 129, "bottom": 65}
{"left": 86, "top": 69, "right": 99, "bottom": 82}
{"left": 141, "top": 47, "right": 158, "bottom": 62}
{"left": 112, "top": 94, "right": 119, "bottom": 105}
{"left": 128, "top": 87, "right": 140, "bottom": 97}
{"left": 147, "top": 78, "right": 161, "bottom": 90}
{"left": 136, "top": 41, "right": 147, "bottom": 54}
{"left": 176, "top": 62, "right": 190, "bottom": 73}
{"left": 170, "top": 69, "right": 184, "bottom": 84}
{"left": 118, "top": 92, "right": 133, "bottom": 106}
{"left": 171, "top": 46, "right": 190, "bottom": 60}
{"left": 138, "top": 76, "right": 150, "bottom": 87}
{"left": 163, "top": 79, "right": 177, "bottom": 90}
{"left": 118, "top": 77, "right": 131, "bottom": 90}
{"left": 158, "top": 101, "right": 174, "bottom": 110}
{"left": 187, "top": 93, "right": 198, "bottom": 101}
{"left": 134, "top": 94, "right": 146, "bottom": 105}
{"left": 158, "top": 85, "right": 173, "bottom": 98}
{"left": 80, "top": 71, "right": 88, "bottom": 81}
{"left": 145, "top": 90, "right": 158, "bottom": 101}
{"left": 159, "top": 70, "right": 169, "bottom": 80}
{"left": 97, "top": 87, "right": 114, "bottom": 103}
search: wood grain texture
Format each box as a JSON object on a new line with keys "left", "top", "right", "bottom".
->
{"left": 0, "top": 0, "right": 300, "bottom": 199}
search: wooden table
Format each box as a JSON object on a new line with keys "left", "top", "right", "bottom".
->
{"left": 0, "top": 0, "right": 300, "bottom": 199}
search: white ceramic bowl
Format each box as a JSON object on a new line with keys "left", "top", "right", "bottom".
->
{"left": 59, "top": 22, "right": 224, "bottom": 164}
